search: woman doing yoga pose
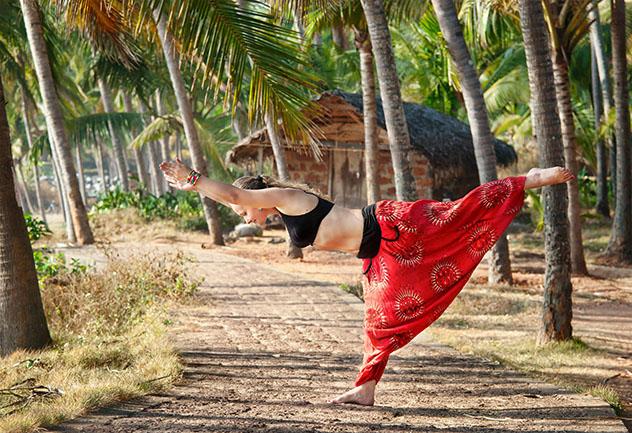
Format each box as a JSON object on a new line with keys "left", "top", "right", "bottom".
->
{"left": 160, "top": 159, "right": 574, "bottom": 406}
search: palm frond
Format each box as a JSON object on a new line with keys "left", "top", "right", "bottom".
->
{"left": 51, "top": 0, "right": 140, "bottom": 65}
{"left": 129, "top": 114, "right": 182, "bottom": 149}
{"left": 137, "top": 0, "right": 323, "bottom": 154}
{"left": 69, "top": 111, "right": 143, "bottom": 146}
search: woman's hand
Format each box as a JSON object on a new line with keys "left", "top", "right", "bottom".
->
{"left": 159, "top": 158, "right": 197, "bottom": 191}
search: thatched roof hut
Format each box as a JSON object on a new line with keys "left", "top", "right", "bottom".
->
{"left": 227, "top": 91, "right": 517, "bottom": 205}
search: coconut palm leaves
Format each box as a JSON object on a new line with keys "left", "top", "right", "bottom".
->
{"left": 130, "top": 114, "right": 232, "bottom": 180}
{"left": 138, "top": 0, "right": 321, "bottom": 150}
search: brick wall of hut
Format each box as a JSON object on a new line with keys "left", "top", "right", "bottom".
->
{"left": 280, "top": 146, "right": 432, "bottom": 207}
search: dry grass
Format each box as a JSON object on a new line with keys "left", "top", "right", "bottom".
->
{"left": 0, "top": 247, "right": 201, "bottom": 433}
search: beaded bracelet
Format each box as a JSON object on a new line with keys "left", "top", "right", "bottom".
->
{"left": 186, "top": 169, "right": 201, "bottom": 187}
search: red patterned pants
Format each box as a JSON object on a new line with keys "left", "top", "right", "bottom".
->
{"left": 356, "top": 176, "right": 527, "bottom": 386}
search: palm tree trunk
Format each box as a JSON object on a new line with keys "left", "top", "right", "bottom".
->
{"left": 355, "top": 28, "right": 380, "bottom": 205}
{"left": 175, "top": 132, "right": 182, "bottom": 159}
{"left": 431, "top": 0, "right": 513, "bottom": 285}
{"left": 16, "top": 160, "right": 34, "bottom": 213}
{"left": 155, "top": 91, "right": 171, "bottom": 192}
{"left": 75, "top": 145, "right": 86, "bottom": 205}
{"left": 154, "top": 9, "right": 224, "bottom": 245}
{"left": 12, "top": 164, "right": 28, "bottom": 211}
{"left": 588, "top": 0, "right": 616, "bottom": 202}
{"left": 0, "top": 73, "right": 51, "bottom": 356}
{"left": 332, "top": 23, "right": 348, "bottom": 50}
{"left": 21, "top": 94, "right": 46, "bottom": 222}
{"left": 51, "top": 138, "right": 76, "bottom": 243}
{"left": 33, "top": 162, "right": 46, "bottom": 222}
{"left": 122, "top": 94, "right": 150, "bottom": 189}
{"left": 591, "top": 47, "right": 610, "bottom": 218}
{"left": 360, "top": 0, "right": 416, "bottom": 201}
{"left": 551, "top": 48, "right": 588, "bottom": 275}
{"left": 265, "top": 111, "right": 303, "bottom": 259}
{"left": 19, "top": 0, "right": 93, "bottom": 244}
{"left": 94, "top": 138, "right": 107, "bottom": 192}
{"left": 519, "top": 0, "right": 572, "bottom": 343}
{"left": 98, "top": 78, "right": 129, "bottom": 191}
{"left": 606, "top": 0, "right": 632, "bottom": 261}
{"left": 138, "top": 103, "right": 163, "bottom": 195}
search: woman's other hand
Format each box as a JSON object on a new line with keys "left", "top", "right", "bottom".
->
{"left": 159, "top": 158, "right": 197, "bottom": 191}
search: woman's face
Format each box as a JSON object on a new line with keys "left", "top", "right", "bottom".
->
{"left": 230, "top": 204, "right": 271, "bottom": 226}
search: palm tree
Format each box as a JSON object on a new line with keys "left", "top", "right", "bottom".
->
{"left": 355, "top": 28, "right": 380, "bottom": 204}
{"left": 153, "top": 9, "right": 224, "bottom": 245}
{"left": 588, "top": 0, "right": 611, "bottom": 218}
{"left": 98, "top": 77, "right": 130, "bottom": 191}
{"left": 264, "top": 111, "right": 303, "bottom": 259}
{"left": 0, "top": 71, "right": 51, "bottom": 356}
{"left": 519, "top": 0, "right": 572, "bottom": 342}
{"left": 430, "top": 0, "right": 513, "bottom": 285}
{"left": 123, "top": 93, "right": 151, "bottom": 188}
{"left": 360, "top": 0, "right": 416, "bottom": 200}
{"left": 605, "top": 0, "right": 632, "bottom": 262}
{"left": 19, "top": 0, "right": 93, "bottom": 245}
{"left": 542, "top": 0, "right": 590, "bottom": 275}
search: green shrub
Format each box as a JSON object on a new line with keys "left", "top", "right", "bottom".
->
{"left": 91, "top": 187, "right": 241, "bottom": 232}
{"left": 24, "top": 213, "right": 51, "bottom": 243}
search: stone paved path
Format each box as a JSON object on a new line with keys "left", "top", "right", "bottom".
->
{"left": 51, "top": 244, "right": 627, "bottom": 433}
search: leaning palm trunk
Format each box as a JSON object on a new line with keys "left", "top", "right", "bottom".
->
{"left": 94, "top": 138, "right": 107, "bottom": 192}
{"left": 154, "top": 10, "right": 224, "bottom": 245}
{"left": 138, "top": 103, "right": 163, "bottom": 195}
{"left": 606, "top": 0, "right": 632, "bottom": 261}
{"left": 431, "top": 0, "right": 513, "bottom": 285}
{"left": 123, "top": 94, "right": 150, "bottom": 189}
{"left": 21, "top": 95, "right": 46, "bottom": 222}
{"left": 16, "top": 161, "right": 35, "bottom": 213}
{"left": 360, "top": 0, "right": 416, "bottom": 201}
{"left": 551, "top": 49, "right": 588, "bottom": 275}
{"left": 519, "top": 0, "right": 573, "bottom": 343}
{"left": 33, "top": 162, "right": 46, "bottom": 222}
{"left": 19, "top": 0, "right": 93, "bottom": 245}
{"left": 591, "top": 47, "right": 609, "bottom": 217}
{"left": 12, "top": 164, "right": 28, "bottom": 211}
{"left": 75, "top": 145, "right": 86, "bottom": 205}
{"left": 355, "top": 28, "right": 380, "bottom": 205}
{"left": 265, "top": 111, "right": 303, "bottom": 259}
{"left": 588, "top": 0, "right": 615, "bottom": 205}
{"left": 51, "top": 139, "right": 76, "bottom": 243}
{"left": 155, "top": 91, "right": 171, "bottom": 192}
{"left": 0, "top": 73, "right": 51, "bottom": 356}
{"left": 98, "top": 78, "right": 129, "bottom": 191}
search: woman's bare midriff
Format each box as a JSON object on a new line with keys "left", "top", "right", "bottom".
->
{"left": 311, "top": 206, "right": 364, "bottom": 255}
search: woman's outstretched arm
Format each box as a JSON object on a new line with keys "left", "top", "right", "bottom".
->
{"left": 159, "top": 159, "right": 299, "bottom": 209}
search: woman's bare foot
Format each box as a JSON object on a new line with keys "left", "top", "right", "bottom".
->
{"left": 329, "top": 380, "right": 376, "bottom": 405}
{"left": 524, "top": 167, "right": 574, "bottom": 189}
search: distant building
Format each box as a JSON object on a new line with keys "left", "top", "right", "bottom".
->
{"left": 227, "top": 90, "right": 517, "bottom": 207}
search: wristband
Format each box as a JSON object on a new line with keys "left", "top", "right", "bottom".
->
{"left": 186, "top": 169, "right": 201, "bottom": 187}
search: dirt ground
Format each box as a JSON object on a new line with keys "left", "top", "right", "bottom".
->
{"left": 45, "top": 214, "right": 632, "bottom": 432}
{"left": 52, "top": 239, "right": 627, "bottom": 433}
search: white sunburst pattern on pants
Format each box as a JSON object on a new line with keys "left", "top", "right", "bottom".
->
{"left": 430, "top": 258, "right": 463, "bottom": 293}
{"left": 480, "top": 178, "right": 513, "bottom": 209}
{"left": 390, "top": 331, "right": 416, "bottom": 350}
{"left": 376, "top": 201, "right": 406, "bottom": 223}
{"left": 394, "top": 289, "right": 425, "bottom": 322}
{"left": 425, "top": 200, "right": 461, "bottom": 226}
{"left": 367, "top": 256, "right": 390, "bottom": 294}
{"left": 393, "top": 240, "right": 424, "bottom": 267}
{"left": 364, "top": 304, "right": 388, "bottom": 329}
{"left": 466, "top": 222, "right": 497, "bottom": 259}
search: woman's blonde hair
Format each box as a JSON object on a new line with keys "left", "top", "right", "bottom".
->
{"left": 232, "top": 175, "right": 329, "bottom": 200}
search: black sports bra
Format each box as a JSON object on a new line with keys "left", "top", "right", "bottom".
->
{"left": 277, "top": 193, "right": 335, "bottom": 248}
